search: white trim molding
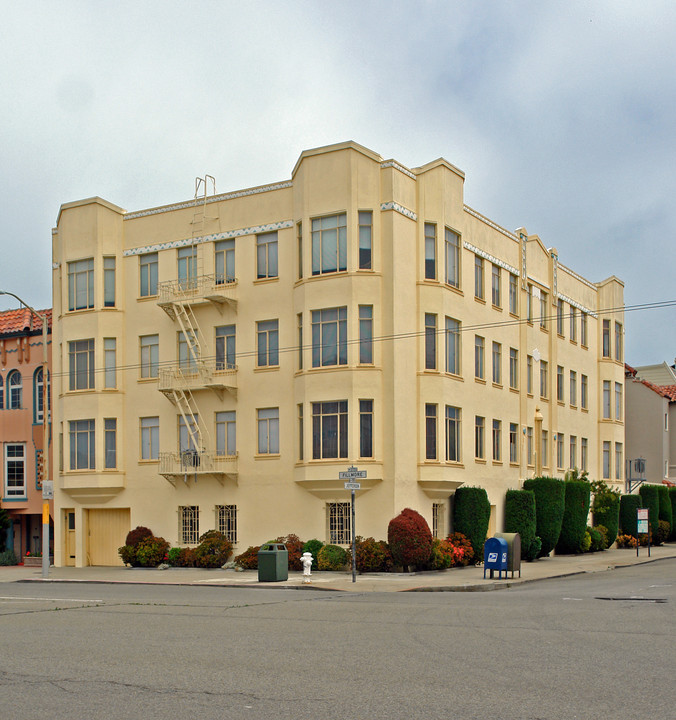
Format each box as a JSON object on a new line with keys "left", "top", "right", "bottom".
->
{"left": 463, "top": 205, "right": 518, "bottom": 242}
{"left": 380, "top": 202, "right": 417, "bottom": 221}
{"left": 464, "top": 241, "right": 519, "bottom": 276}
{"left": 380, "top": 160, "right": 417, "bottom": 181}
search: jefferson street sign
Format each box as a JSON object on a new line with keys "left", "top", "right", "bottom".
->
{"left": 344, "top": 482, "right": 361, "bottom": 490}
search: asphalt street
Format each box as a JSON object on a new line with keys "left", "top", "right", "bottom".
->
{"left": 1, "top": 559, "right": 675, "bottom": 720}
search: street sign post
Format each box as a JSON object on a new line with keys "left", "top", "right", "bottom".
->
{"left": 637, "top": 508, "right": 650, "bottom": 557}
{"left": 340, "top": 466, "right": 366, "bottom": 583}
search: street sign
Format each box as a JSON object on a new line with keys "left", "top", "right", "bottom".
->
{"left": 344, "top": 482, "right": 361, "bottom": 490}
{"left": 42, "top": 481, "right": 54, "bottom": 500}
{"left": 339, "top": 470, "right": 367, "bottom": 479}
{"left": 637, "top": 508, "right": 649, "bottom": 534}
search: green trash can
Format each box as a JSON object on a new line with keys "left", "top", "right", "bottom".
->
{"left": 257, "top": 543, "right": 288, "bottom": 582}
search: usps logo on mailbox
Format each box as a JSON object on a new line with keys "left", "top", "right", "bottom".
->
{"left": 488, "top": 552, "right": 498, "bottom": 562}
{"left": 502, "top": 552, "right": 508, "bottom": 563}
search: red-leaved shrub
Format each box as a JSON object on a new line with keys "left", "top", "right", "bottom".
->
{"left": 387, "top": 508, "right": 433, "bottom": 570}
{"left": 235, "top": 546, "right": 260, "bottom": 569}
{"left": 273, "top": 534, "right": 304, "bottom": 570}
{"left": 125, "top": 526, "right": 153, "bottom": 548}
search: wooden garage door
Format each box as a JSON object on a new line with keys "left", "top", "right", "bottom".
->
{"left": 87, "top": 509, "right": 130, "bottom": 566}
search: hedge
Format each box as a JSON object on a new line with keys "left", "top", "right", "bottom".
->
{"left": 453, "top": 486, "right": 490, "bottom": 561}
{"left": 503, "top": 489, "right": 536, "bottom": 559}
{"left": 592, "top": 486, "right": 620, "bottom": 547}
{"left": 522, "top": 476, "right": 565, "bottom": 557}
{"left": 670, "top": 488, "right": 676, "bottom": 541}
{"left": 387, "top": 508, "right": 433, "bottom": 570}
{"left": 555, "top": 480, "right": 591, "bottom": 554}
{"left": 619, "top": 494, "right": 642, "bottom": 537}
{"left": 657, "top": 485, "right": 673, "bottom": 533}
{"left": 639, "top": 484, "right": 661, "bottom": 544}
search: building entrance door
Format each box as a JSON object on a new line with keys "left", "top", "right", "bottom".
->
{"left": 64, "top": 511, "right": 76, "bottom": 566}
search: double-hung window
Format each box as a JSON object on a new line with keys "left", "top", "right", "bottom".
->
{"left": 445, "top": 228, "right": 459, "bottom": 287}
{"left": 104, "top": 338, "right": 116, "bottom": 389}
{"left": 69, "top": 419, "right": 95, "bottom": 470}
{"left": 425, "top": 314, "right": 437, "bottom": 370}
{"left": 445, "top": 406, "right": 461, "bottom": 462}
{"left": 581, "top": 374, "right": 588, "bottom": 410}
{"left": 475, "top": 416, "right": 485, "bottom": 459}
{"left": 474, "top": 336, "right": 485, "bottom": 380}
{"left": 491, "top": 264, "right": 501, "bottom": 307}
{"left": 215, "top": 325, "right": 236, "bottom": 370}
{"left": 492, "top": 342, "right": 502, "bottom": 384}
{"left": 69, "top": 339, "right": 95, "bottom": 390}
{"left": 527, "top": 355, "right": 533, "bottom": 394}
{"left": 216, "top": 411, "right": 236, "bottom": 456}
{"left": 509, "top": 423, "right": 518, "bottom": 463}
{"left": 103, "top": 257, "right": 116, "bottom": 307}
{"left": 256, "top": 232, "right": 278, "bottom": 279}
{"left": 557, "top": 365, "right": 564, "bottom": 402}
{"left": 311, "top": 307, "right": 347, "bottom": 367}
{"left": 312, "top": 401, "right": 347, "bottom": 459}
{"left": 68, "top": 258, "right": 94, "bottom": 311}
{"left": 215, "top": 239, "right": 235, "bottom": 284}
{"left": 257, "top": 408, "right": 279, "bottom": 454}
{"left": 140, "top": 335, "right": 159, "bottom": 378}
{"left": 257, "top": 320, "right": 279, "bottom": 367}
{"left": 540, "top": 292, "right": 548, "bottom": 329}
{"left": 602, "top": 320, "right": 611, "bottom": 358}
{"left": 140, "top": 417, "right": 159, "bottom": 460}
{"left": 177, "top": 247, "right": 197, "bottom": 290}
{"left": 570, "top": 371, "right": 577, "bottom": 406}
{"left": 540, "top": 360, "right": 548, "bottom": 399}
{"left": 556, "top": 299, "right": 564, "bottom": 335}
{"left": 178, "top": 330, "right": 199, "bottom": 371}
{"left": 139, "top": 253, "right": 158, "bottom": 297}
{"left": 509, "top": 274, "right": 518, "bottom": 314}
{"left": 570, "top": 306, "right": 577, "bottom": 341}
{"left": 358, "top": 211, "right": 372, "bottom": 269}
{"left": 424, "top": 223, "right": 436, "bottom": 280}
{"left": 425, "top": 404, "right": 437, "bottom": 460}
{"left": 492, "top": 419, "right": 501, "bottom": 461}
{"left": 8, "top": 371, "right": 22, "bottom": 408}
{"left": 104, "top": 418, "right": 117, "bottom": 469}
{"left": 312, "top": 214, "right": 346, "bottom": 275}
{"left": 603, "top": 441, "right": 611, "bottom": 479}
{"left": 359, "top": 400, "right": 373, "bottom": 458}
{"left": 445, "top": 318, "right": 460, "bottom": 375}
{"left": 359, "top": 306, "right": 373, "bottom": 364}
{"left": 4, "top": 444, "right": 26, "bottom": 497}
{"left": 179, "top": 415, "right": 199, "bottom": 454}
{"left": 603, "top": 381, "right": 611, "bottom": 419}
{"left": 615, "top": 322, "right": 623, "bottom": 361}
{"left": 474, "top": 255, "right": 484, "bottom": 300}
{"left": 615, "top": 382, "right": 623, "bottom": 421}
{"left": 581, "top": 312, "right": 588, "bottom": 346}
{"left": 509, "top": 348, "right": 518, "bottom": 390}
{"left": 570, "top": 436, "right": 577, "bottom": 470}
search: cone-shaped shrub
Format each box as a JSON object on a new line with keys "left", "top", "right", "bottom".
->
{"left": 669, "top": 488, "right": 676, "bottom": 541}
{"left": 591, "top": 481, "right": 621, "bottom": 547}
{"left": 453, "top": 487, "right": 490, "bottom": 561}
{"left": 555, "top": 480, "right": 591, "bottom": 554}
{"left": 504, "top": 489, "right": 536, "bottom": 559}
{"left": 522, "top": 476, "right": 565, "bottom": 557}
{"left": 657, "top": 486, "right": 672, "bottom": 533}
{"left": 639, "top": 484, "right": 661, "bottom": 544}
{"left": 387, "top": 508, "right": 433, "bottom": 570}
{"left": 619, "top": 494, "right": 642, "bottom": 536}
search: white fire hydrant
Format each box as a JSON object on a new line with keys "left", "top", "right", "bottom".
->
{"left": 301, "top": 552, "right": 313, "bottom": 583}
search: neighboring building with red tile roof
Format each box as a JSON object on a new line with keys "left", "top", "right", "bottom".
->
{"left": 0, "top": 307, "right": 53, "bottom": 560}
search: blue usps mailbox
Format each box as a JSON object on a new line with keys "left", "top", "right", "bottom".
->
{"left": 483, "top": 537, "right": 509, "bottom": 580}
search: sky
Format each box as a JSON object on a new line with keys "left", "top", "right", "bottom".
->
{"left": 0, "top": 0, "right": 674, "bottom": 366}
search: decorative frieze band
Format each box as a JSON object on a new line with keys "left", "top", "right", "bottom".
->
{"left": 556, "top": 292, "right": 598, "bottom": 318}
{"left": 380, "top": 202, "right": 417, "bottom": 221}
{"left": 380, "top": 160, "right": 417, "bottom": 181}
{"left": 463, "top": 241, "right": 519, "bottom": 276}
{"left": 123, "top": 220, "right": 294, "bottom": 257}
{"left": 558, "top": 262, "right": 598, "bottom": 291}
{"left": 124, "top": 182, "right": 294, "bottom": 220}
{"left": 463, "top": 205, "right": 518, "bottom": 242}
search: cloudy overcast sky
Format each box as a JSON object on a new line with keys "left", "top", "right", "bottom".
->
{"left": 0, "top": 0, "right": 674, "bottom": 365}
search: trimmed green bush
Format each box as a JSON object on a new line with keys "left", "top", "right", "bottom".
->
{"left": 302, "top": 539, "right": 324, "bottom": 570}
{"left": 504, "top": 489, "right": 537, "bottom": 559}
{"left": 657, "top": 486, "right": 672, "bottom": 534}
{"left": 0, "top": 549, "right": 19, "bottom": 566}
{"left": 522, "top": 476, "right": 565, "bottom": 557}
{"left": 555, "top": 480, "right": 591, "bottom": 554}
{"left": 387, "top": 508, "right": 433, "bottom": 570}
{"left": 670, "top": 488, "right": 676, "bottom": 541}
{"left": 453, "top": 487, "right": 490, "bottom": 562}
{"left": 588, "top": 526, "right": 605, "bottom": 552}
{"left": 639, "top": 485, "right": 661, "bottom": 544}
{"left": 591, "top": 480, "right": 620, "bottom": 547}
{"left": 619, "top": 494, "right": 642, "bottom": 536}
{"left": 317, "top": 544, "right": 348, "bottom": 570}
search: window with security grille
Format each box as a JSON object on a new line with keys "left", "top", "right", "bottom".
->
{"left": 432, "top": 502, "right": 445, "bottom": 539}
{"left": 4, "top": 443, "right": 26, "bottom": 497}
{"left": 179, "top": 506, "right": 199, "bottom": 545}
{"left": 216, "top": 505, "right": 237, "bottom": 543}
{"left": 327, "top": 502, "right": 351, "bottom": 544}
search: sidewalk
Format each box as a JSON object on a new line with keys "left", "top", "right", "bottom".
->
{"left": 3, "top": 543, "right": 675, "bottom": 593}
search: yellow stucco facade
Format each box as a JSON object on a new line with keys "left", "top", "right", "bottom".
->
{"left": 51, "top": 141, "right": 625, "bottom": 566}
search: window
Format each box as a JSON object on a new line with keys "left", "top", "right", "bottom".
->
{"left": 541, "top": 430, "right": 548, "bottom": 467}
{"left": 257, "top": 320, "right": 279, "bottom": 367}
{"left": 297, "top": 222, "right": 303, "bottom": 279}
{"left": 475, "top": 416, "right": 485, "bottom": 460}
{"left": 570, "top": 371, "right": 577, "bottom": 406}
{"left": 103, "top": 257, "right": 115, "bottom": 307}
{"left": 4, "top": 444, "right": 26, "bottom": 497}
{"left": 509, "top": 273, "right": 518, "bottom": 314}
{"left": 570, "top": 436, "right": 577, "bottom": 470}
{"left": 34, "top": 367, "right": 50, "bottom": 424}
{"left": 581, "top": 437, "right": 588, "bottom": 472}
{"left": 359, "top": 400, "right": 373, "bottom": 458}
{"left": 424, "top": 223, "right": 436, "bottom": 280}
{"left": 257, "top": 408, "right": 279, "bottom": 455}
{"left": 425, "top": 404, "right": 437, "bottom": 460}
{"left": 581, "top": 312, "right": 588, "bottom": 346}
{"left": 297, "top": 313, "right": 303, "bottom": 370}
{"left": 312, "top": 214, "right": 346, "bottom": 275}
{"left": 527, "top": 355, "right": 533, "bottom": 394}
{"left": 492, "top": 419, "right": 501, "bottom": 461}
{"left": 602, "top": 319, "right": 611, "bottom": 358}
{"left": 615, "top": 443, "right": 623, "bottom": 480}
{"left": 556, "top": 299, "right": 564, "bottom": 335}
{"left": 298, "top": 404, "right": 303, "bottom": 461}
{"left": 445, "top": 406, "right": 461, "bottom": 462}
{"left": 540, "top": 360, "right": 548, "bottom": 399}
{"left": 425, "top": 314, "right": 437, "bottom": 370}
{"left": 359, "top": 211, "right": 372, "bottom": 269}
{"left": 256, "top": 231, "right": 278, "bottom": 279}
{"left": 570, "top": 306, "right": 577, "bottom": 342}
{"left": 177, "top": 246, "right": 197, "bottom": 290}
{"left": 179, "top": 506, "right": 199, "bottom": 545}
{"left": 312, "top": 307, "right": 347, "bottom": 367}
{"left": 178, "top": 330, "right": 198, "bottom": 371}
{"left": 104, "top": 418, "right": 117, "bottom": 469}
{"left": 216, "top": 505, "right": 237, "bottom": 543}
{"left": 557, "top": 433, "right": 564, "bottom": 469}
{"left": 68, "top": 258, "right": 94, "bottom": 310}
{"left": 140, "top": 253, "right": 158, "bottom": 297}
{"left": 475, "top": 336, "right": 485, "bottom": 380}
{"left": 491, "top": 264, "right": 501, "bottom": 307}
{"left": 215, "top": 325, "right": 236, "bottom": 370}
{"left": 179, "top": 415, "right": 199, "bottom": 453}
{"left": 492, "top": 342, "right": 502, "bottom": 385}
{"left": 509, "top": 348, "right": 518, "bottom": 390}
{"left": 603, "top": 381, "right": 611, "bottom": 419}
{"left": 474, "top": 255, "right": 484, "bottom": 300}
{"left": 215, "top": 239, "right": 235, "bottom": 285}
{"left": 615, "top": 382, "right": 623, "bottom": 421}
{"left": 7, "top": 370, "right": 22, "bottom": 409}
{"left": 328, "top": 502, "right": 351, "bottom": 544}
{"left": 581, "top": 374, "right": 588, "bottom": 410}
{"left": 615, "top": 322, "right": 623, "bottom": 361}
{"left": 445, "top": 228, "right": 459, "bottom": 287}
{"left": 540, "top": 291, "right": 548, "bottom": 329}
{"left": 312, "top": 401, "right": 347, "bottom": 459}
{"left": 0, "top": 375, "right": 3, "bottom": 409}
{"left": 104, "top": 338, "right": 116, "bottom": 389}
{"left": 359, "top": 306, "right": 373, "bottom": 364}
{"left": 527, "top": 284, "right": 533, "bottom": 323}
{"left": 69, "top": 419, "right": 95, "bottom": 470}
{"left": 140, "top": 335, "right": 159, "bottom": 378}
{"left": 140, "top": 417, "right": 159, "bottom": 460}
{"left": 445, "top": 318, "right": 460, "bottom": 375}
{"left": 69, "top": 340, "right": 94, "bottom": 390}
{"left": 432, "top": 502, "right": 445, "bottom": 539}
{"left": 509, "top": 423, "right": 518, "bottom": 463}
{"left": 216, "top": 411, "right": 236, "bottom": 456}
{"left": 603, "top": 441, "right": 611, "bottom": 479}
{"left": 527, "top": 427, "right": 533, "bottom": 465}
{"left": 556, "top": 365, "right": 564, "bottom": 402}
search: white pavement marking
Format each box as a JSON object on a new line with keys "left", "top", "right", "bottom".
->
{"left": 0, "top": 596, "right": 103, "bottom": 603}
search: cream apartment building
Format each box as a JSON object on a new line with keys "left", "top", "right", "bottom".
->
{"left": 51, "top": 141, "right": 625, "bottom": 566}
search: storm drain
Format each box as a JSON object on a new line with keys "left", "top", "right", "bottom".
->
{"left": 595, "top": 596, "right": 667, "bottom": 603}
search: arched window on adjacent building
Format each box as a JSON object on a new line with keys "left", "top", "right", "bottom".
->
{"left": 8, "top": 370, "right": 22, "bottom": 409}
{"left": 34, "top": 367, "right": 50, "bottom": 423}
{"left": 0, "top": 374, "right": 3, "bottom": 409}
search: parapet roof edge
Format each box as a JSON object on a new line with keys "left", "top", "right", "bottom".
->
{"left": 56, "top": 196, "right": 126, "bottom": 227}
{"left": 412, "top": 157, "right": 465, "bottom": 180}
{"left": 291, "top": 140, "right": 383, "bottom": 178}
